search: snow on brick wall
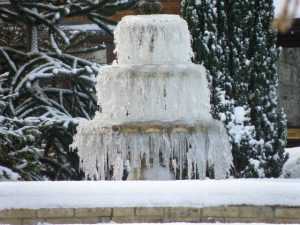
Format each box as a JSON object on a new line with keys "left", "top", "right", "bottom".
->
{"left": 0, "top": 179, "right": 299, "bottom": 210}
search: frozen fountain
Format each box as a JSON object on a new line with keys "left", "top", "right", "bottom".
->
{"left": 72, "top": 10, "right": 232, "bottom": 180}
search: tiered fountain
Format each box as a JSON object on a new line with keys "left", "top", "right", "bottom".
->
{"left": 72, "top": 3, "right": 232, "bottom": 180}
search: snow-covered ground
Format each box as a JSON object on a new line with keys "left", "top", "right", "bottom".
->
{"left": 282, "top": 147, "right": 300, "bottom": 178}
{"left": 0, "top": 179, "right": 299, "bottom": 210}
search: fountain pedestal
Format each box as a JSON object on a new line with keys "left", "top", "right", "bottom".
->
{"left": 72, "top": 15, "right": 232, "bottom": 180}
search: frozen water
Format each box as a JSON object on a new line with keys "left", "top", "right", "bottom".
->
{"left": 114, "top": 15, "right": 193, "bottom": 65}
{"left": 72, "top": 14, "right": 232, "bottom": 180}
{"left": 73, "top": 120, "right": 232, "bottom": 180}
{"left": 96, "top": 64, "right": 211, "bottom": 126}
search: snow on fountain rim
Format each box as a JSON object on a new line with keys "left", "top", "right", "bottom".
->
{"left": 75, "top": 118, "right": 217, "bottom": 133}
{"left": 100, "top": 64, "right": 204, "bottom": 74}
{"left": 0, "top": 179, "right": 300, "bottom": 210}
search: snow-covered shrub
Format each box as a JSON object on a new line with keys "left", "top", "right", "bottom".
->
{"left": 0, "top": 47, "right": 99, "bottom": 180}
{"left": 0, "top": 116, "right": 43, "bottom": 181}
{"left": 0, "top": 0, "right": 137, "bottom": 181}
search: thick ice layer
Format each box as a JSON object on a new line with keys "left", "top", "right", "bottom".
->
{"left": 72, "top": 121, "right": 232, "bottom": 180}
{"left": 96, "top": 64, "right": 211, "bottom": 125}
{"left": 114, "top": 15, "right": 193, "bottom": 65}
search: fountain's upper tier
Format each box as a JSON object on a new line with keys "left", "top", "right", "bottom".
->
{"left": 114, "top": 15, "right": 194, "bottom": 65}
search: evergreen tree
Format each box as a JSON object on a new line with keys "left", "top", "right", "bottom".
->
{"left": 182, "top": 0, "right": 288, "bottom": 177}
{"left": 247, "top": 0, "right": 288, "bottom": 177}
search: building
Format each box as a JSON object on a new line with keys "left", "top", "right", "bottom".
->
{"left": 278, "top": 19, "right": 300, "bottom": 146}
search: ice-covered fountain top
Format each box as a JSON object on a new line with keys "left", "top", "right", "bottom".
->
{"left": 114, "top": 15, "right": 193, "bottom": 65}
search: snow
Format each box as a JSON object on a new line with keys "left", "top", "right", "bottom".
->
{"left": 60, "top": 24, "right": 104, "bottom": 32}
{"left": 274, "top": 0, "right": 300, "bottom": 18}
{"left": 282, "top": 147, "right": 300, "bottom": 178}
{"left": 0, "top": 179, "right": 299, "bottom": 210}
{"left": 0, "top": 166, "right": 20, "bottom": 181}
{"left": 233, "top": 107, "right": 248, "bottom": 125}
{"left": 227, "top": 106, "right": 254, "bottom": 145}
{"left": 114, "top": 15, "right": 193, "bottom": 65}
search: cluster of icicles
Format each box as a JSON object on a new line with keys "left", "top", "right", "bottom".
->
{"left": 73, "top": 121, "right": 232, "bottom": 180}
{"left": 72, "top": 15, "right": 232, "bottom": 180}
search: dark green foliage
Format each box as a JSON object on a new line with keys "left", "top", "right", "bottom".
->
{"left": 182, "top": 0, "right": 288, "bottom": 177}
{"left": 247, "top": 0, "right": 288, "bottom": 177}
{"left": 0, "top": 116, "right": 43, "bottom": 180}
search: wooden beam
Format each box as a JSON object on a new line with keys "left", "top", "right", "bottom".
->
{"left": 110, "top": 0, "right": 181, "bottom": 21}
{"left": 288, "top": 128, "right": 300, "bottom": 140}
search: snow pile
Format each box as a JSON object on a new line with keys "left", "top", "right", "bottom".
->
{"left": 0, "top": 179, "right": 299, "bottom": 210}
{"left": 0, "top": 166, "right": 20, "bottom": 181}
{"left": 282, "top": 147, "right": 300, "bottom": 178}
{"left": 114, "top": 15, "right": 193, "bottom": 65}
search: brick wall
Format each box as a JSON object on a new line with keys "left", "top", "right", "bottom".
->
{"left": 1, "top": 206, "right": 300, "bottom": 225}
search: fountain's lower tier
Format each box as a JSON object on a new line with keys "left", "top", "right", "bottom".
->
{"left": 72, "top": 120, "right": 232, "bottom": 180}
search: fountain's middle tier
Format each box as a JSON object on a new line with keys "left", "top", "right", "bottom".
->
{"left": 96, "top": 64, "right": 212, "bottom": 126}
